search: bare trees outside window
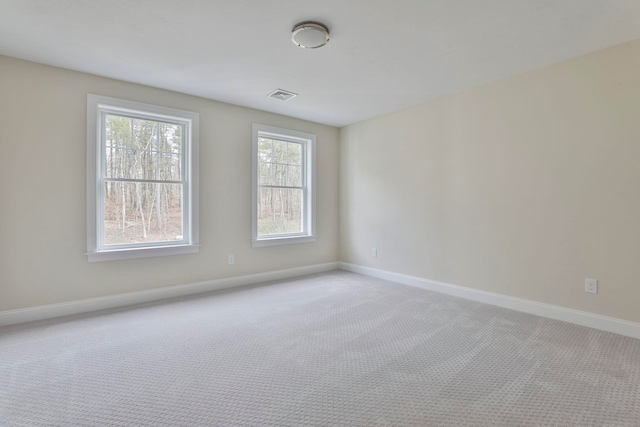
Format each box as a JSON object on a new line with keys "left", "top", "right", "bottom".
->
{"left": 104, "top": 115, "right": 183, "bottom": 245}
{"left": 257, "top": 137, "right": 303, "bottom": 235}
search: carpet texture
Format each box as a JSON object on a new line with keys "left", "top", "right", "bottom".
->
{"left": 1, "top": 271, "right": 640, "bottom": 426}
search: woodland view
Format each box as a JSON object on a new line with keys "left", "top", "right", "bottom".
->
{"left": 257, "top": 137, "right": 304, "bottom": 235}
{"left": 103, "top": 114, "right": 184, "bottom": 245}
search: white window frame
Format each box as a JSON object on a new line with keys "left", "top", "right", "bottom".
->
{"left": 86, "top": 94, "right": 199, "bottom": 262}
{"left": 252, "top": 124, "right": 316, "bottom": 247}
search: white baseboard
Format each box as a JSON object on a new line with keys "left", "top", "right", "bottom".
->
{"left": 6, "top": 261, "right": 639, "bottom": 340}
{"left": 0, "top": 262, "right": 339, "bottom": 327}
{"left": 339, "top": 262, "right": 640, "bottom": 340}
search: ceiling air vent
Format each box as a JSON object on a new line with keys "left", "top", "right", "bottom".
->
{"left": 268, "top": 89, "right": 298, "bottom": 101}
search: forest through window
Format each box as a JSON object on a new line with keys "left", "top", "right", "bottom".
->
{"left": 103, "top": 114, "right": 184, "bottom": 245}
{"left": 257, "top": 137, "right": 304, "bottom": 236}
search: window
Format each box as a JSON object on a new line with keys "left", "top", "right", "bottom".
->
{"left": 86, "top": 95, "right": 199, "bottom": 262}
{"left": 252, "top": 124, "right": 316, "bottom": 247}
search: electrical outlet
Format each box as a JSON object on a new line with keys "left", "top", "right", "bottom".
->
{"left": 371, "top": 248, "right": 377, "bottom": 257}
{"left": 228, "top": 254, "right": 235, "bottom": 265}
{"left": 585, "top": 278, "right": 598, "bottom": 294}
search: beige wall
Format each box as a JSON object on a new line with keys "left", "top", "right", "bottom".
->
{"left": 0, "top": 56, "right": 339, "bottom": 311}
{"left": 340, "top": 39, "right": 640, "bottom": 323}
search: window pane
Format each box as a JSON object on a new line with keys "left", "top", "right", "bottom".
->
{"left": 259, "top": 162, "right": 272, "bottom": 186}
{"left": 105, "top": 147, "right": 131, "bottom": 179}
{"left": 272, "top": 139, "right": 287, "bottom": 163}
{"left": 286, "top": 165, "right": 302, "bottom": 187}
{"left": 105, "top": 148, "right": 157, "bottom": 180}
{"left": 288, "top": 142, "right": 302, "bottom": 165}
{"left": 105, "top": 115, "right": 132, "bottom": 148}
{"left": 157, "top": 153, "right": 182, "bottom": 181}
{"left": 273, "top": 163, "right": 286, "bottom": 186}
{"left": 104, "top": 182, "right": 183, "bottom": 245}
{"left": 159, "top": 123, "right": 182, "bottom": 153}
{"left": 257, "top": 188, "right": 303, "bottom": 236}
{"left": 258, "top": 138, "right": 272, "bottom": 163}
{"left": 105, "top": 149, "right": 181, "bottom": 181}
{"left": 133, "top": 119, "right": 157, "bottom": 150}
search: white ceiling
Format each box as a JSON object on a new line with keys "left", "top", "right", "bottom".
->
{"left": 2, "top": 0, "right": 640, "bottom": 127}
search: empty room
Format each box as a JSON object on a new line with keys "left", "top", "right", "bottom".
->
{"left": 2, "top": 1, "right": 640, "bottom": 426}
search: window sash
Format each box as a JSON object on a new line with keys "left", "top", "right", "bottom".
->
{"left": 257, "top": 134, "right": 307, "bottom": 238}
{"left": 98, "top": 114, "right": 189, "bottom": 251}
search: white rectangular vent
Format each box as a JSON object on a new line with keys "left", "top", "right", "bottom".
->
{"left": 268, "top": 89, "right": 298, "bottom": 101}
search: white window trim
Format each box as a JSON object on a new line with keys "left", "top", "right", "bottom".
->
{"left": 86, "top": 94, "right": 199, "bottom": 262}
{"left": 252, "top": 124, "right": 316, "bottom": 248}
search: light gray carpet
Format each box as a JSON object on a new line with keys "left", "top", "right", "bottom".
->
{"left": 1, "top": 271, "right": 640, "bottom": 426}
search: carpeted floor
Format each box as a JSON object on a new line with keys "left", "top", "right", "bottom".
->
{"left": 1, "top": 270, "right": 640, "bottom": 426}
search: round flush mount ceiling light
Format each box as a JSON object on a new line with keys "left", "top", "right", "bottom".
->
{"left": 291, "top": 21, "right": 330, "bottom": 49}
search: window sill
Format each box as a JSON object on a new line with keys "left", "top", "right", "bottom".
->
{"left": 86, "top": 244, "right": 200, "bottom": 263}
{"left": 252, "top": 235, "right": 316, "bottom": 248}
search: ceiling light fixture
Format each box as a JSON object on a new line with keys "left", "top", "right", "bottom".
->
{"left": 291, "top": 21, "right": 330, "bottom": 49}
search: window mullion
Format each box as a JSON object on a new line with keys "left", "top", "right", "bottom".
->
{"left": 181, "top": 122, "right": 188, "bottom": 243}
{"left": 98, "top": 111, "right": 107, "bottom": 249}
{"left": 105, "top": 178, "right": 183, "bottom": 185}
{"left": 301, "top": 143, "right": 307, "bottom": 234}
{"left": 259, "top": 185, "right": 303, "bottom": 190}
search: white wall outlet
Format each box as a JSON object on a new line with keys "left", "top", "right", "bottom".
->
{"left": 371, "top": 248, "right": 377, "bottom": 257}
{"left": 585, "top": 278, "right": 598, "bottom": 294}
{"left": 228, "top": 254, "right": 235, "bottom": 265}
